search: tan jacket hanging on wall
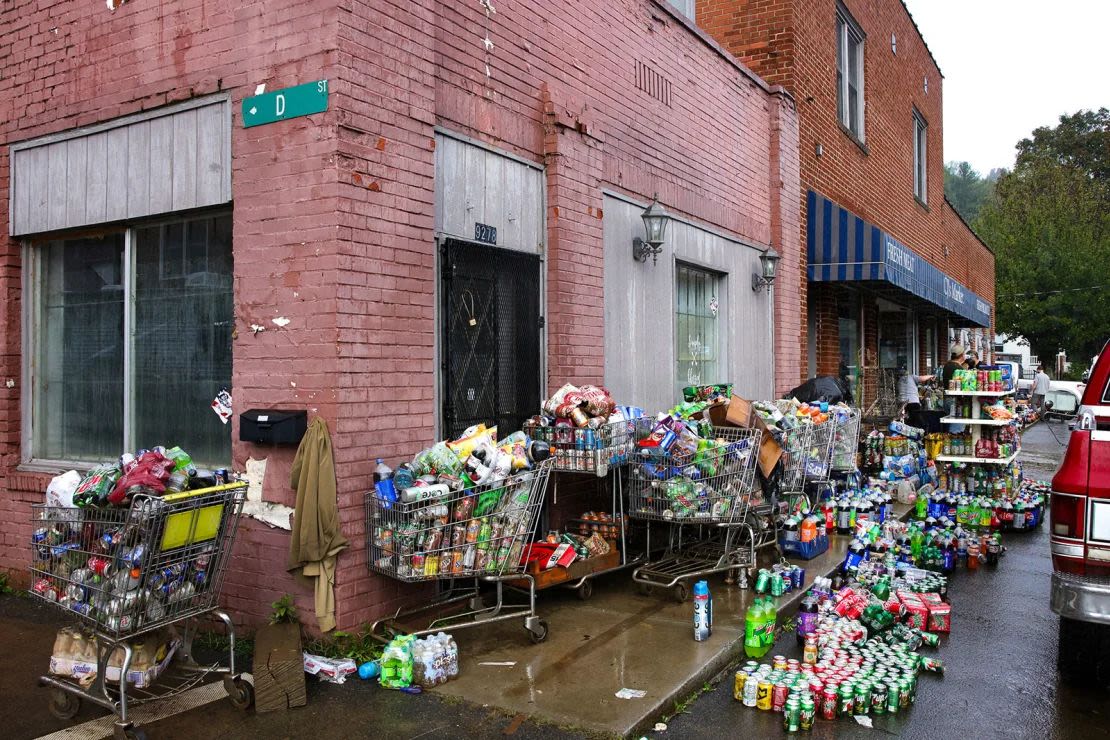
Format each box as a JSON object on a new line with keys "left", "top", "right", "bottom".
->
{"left": 287, "top": 417, "right": 348, "bottom": 632}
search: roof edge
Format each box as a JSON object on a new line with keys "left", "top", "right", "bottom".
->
{"left": 943, "top": 196, "right": 994, "bottom": 255}
{"left": 898, "top": 1, "right": 944, "bottom": 79}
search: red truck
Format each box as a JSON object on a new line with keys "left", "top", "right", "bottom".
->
{"left": 1050, "top": 338, "right": 1110, "bottom": 680}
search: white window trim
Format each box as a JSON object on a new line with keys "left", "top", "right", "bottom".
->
{"left": 913, "top": 109, "right": 928, "bottom": 203}
{"left": 21, "top": 211, "right": 233, "bottom": 471}
{"left": 837, "top": 4, "right": 866, "bottom": 141}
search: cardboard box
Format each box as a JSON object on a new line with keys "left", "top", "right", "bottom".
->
{"left": 542, "top": 543, "right": 577, "bottom": 570}
{"left": 897, "top": 592, "right": 930, "bottom": 631}
{"left": 926, "top": 603, "right": 951, "bottom": 633}
{"left": 724, "top": 395, "right": 783, "bottom": 478}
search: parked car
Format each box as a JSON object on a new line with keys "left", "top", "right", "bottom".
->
{"left": 1050, "top": 338, "right": 1110, "bottom": 682}
{"left": 1044, "top": 382, "right": 1086, "bottom": 425}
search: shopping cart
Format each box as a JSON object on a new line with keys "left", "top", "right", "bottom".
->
{"left": 29, "top": 482, "right": 249, "bottom": 740}
{"left": 831, "top": 407, "right": 862, "bottom": 472}
{"left": 368, "top": 460, "right": 553, "bottom": 643}
{"left": 774, "top": 401, "right": 836, "bottom": 504}
{"left": 628, "top": 427, "right": 763, "bottom": 601}
{"left": 530, "top": 417, "right": 650, "bottom": 599}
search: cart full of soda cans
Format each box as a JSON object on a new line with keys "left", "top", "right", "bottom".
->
{"left": 28, "top": 446, "right": 250, "bottom": 740}
{"left": 628, "top": 422, "right": 763, "bottom": 601}
{"left": 368, "top": 425, "right": 554, "bottom": 644}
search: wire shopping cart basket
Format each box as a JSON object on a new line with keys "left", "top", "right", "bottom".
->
{"left": 831, "top": 407, "right": 862, "bottom": 472}
{"left": 368, "top": 460, "right": 553, "bottom": 644}
{"left": 774, "top": 401, "right": 837, "bottom": 495}
{"left": 627, "top": 426, "right": 763, "bottom": 601}
{"left": 29, "top": 482, "right": 250, "bottom": 740}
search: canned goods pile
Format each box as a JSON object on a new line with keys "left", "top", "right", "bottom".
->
{"left": 62, "top": 445, "right": 227, "bottom": 509}
{"left": 735, "top": 584, "right": 944, "bottom": 732}
{"left": 627, "top": 425, "right": 760, "bottom": 523}
{"left": 29, "top": 482, "right": 245, "bottom": 637}
{"left": 367, "top": 425, "right": 554, "bottom": 582}
{"left": 947, "top": 367, "right": 1009, "bottom": 393}
{"left": 526, "top": 384, "right": 645, "bottom": 475}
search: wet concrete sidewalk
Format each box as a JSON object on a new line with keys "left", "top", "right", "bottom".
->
{"left": 435, "top": 517, "right": 896, "bottom": 738}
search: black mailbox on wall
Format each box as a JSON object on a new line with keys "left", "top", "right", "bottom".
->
{"left": 239, "top": 409, "right": 308, "bottom": 445}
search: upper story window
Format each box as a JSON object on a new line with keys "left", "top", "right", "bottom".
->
{"left": 836, "top": 5, "right": 865, "bottom": 140}
{"left": 669, "top": 0, "right": 695, "bottom": 21}
{"left": 913, "top": 109, "right": 928, "bottom": 203}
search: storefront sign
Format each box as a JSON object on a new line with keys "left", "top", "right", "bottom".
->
{"left": 242, "top": 80, "right": 329, "bottom": 128}
{"left": 807, "top": 190, "right": 993, "bottom": 328}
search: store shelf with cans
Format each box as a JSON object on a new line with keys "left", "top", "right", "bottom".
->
{"left": 29, "top": 453, "right": 250, "bottom": 740}
{"left": 939, "top": 368, "right": 1021, "bottom": 471}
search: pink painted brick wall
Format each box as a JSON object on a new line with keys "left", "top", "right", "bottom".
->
{"left": 1, "top": 0, "right": 801, "bottom": 630}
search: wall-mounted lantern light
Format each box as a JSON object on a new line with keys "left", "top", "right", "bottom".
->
{"left": 632, "top": 197, "right": 671, "bottom": 265}
{"left": 752, "top": 246, "right": 781, "bottom": 293}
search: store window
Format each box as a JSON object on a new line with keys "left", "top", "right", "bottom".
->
{"left": 675, "top": 264, "right": 723, "bottom": 393}
{"left": 838, "top": 292, "right": 861, "bottom": 403}
{"left": 913, "top": 109, "right": 928, "bottom": 203}
{"left": 836, "top": 4, "right": 866, "bottom": 140}
{"left": 28, "top": 213, "right": 233, "bottom": 467}
{"left": 923, "top": 319, "right": 937, "bottom": 374}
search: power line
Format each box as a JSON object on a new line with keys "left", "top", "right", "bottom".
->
{"left": 998, "top": 284, "right": 1110, "bottom": 298}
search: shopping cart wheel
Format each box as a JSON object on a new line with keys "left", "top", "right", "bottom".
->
{"left": 48, "top": 688, "right": 81, "bottom": 720}
{"left": 113, "top": 723, "right": 147, "bottom": 740}
{"left": 672, "top": 582, "right": 690, "bottom": 603}
{"left": 224, "top": 676, "right": 255, "bottom": 711}
{"left": 636, "top": 582, "right": 654, "bottom": 597}
{"left": 576, "top": 580, "right": 594, "bottom": 601}
{"left": 527, "top": 620, "right": 549, "bottom": 644}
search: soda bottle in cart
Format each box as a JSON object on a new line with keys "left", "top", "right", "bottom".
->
{"left": 374, "top": 459, "right": 396, "bottom": 508}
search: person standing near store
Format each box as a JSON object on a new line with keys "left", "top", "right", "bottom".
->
{"left": 1032, "top": 365, "right": 1051, "bottom": 412}
{"left": 898, "top": 365, "right": 935, "bottom": 429}
{"left": 943, "top": 344, "right": 967, "bottom": 433}
{"left": 965, "top": 351, "right": 979, "bottom": 370}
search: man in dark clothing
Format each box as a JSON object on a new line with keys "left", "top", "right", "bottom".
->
{"left": 965, "top": 351, "right": 979, "bottom": 370}
{"left": 942, "top": 344, "right": 966, "bottom": 388}
{"left": 943, "top": 344, "right": 967, "bottom": 433}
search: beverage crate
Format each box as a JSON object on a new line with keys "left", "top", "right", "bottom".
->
{"left": 778, "top": 534, "right": 830, "bottom": 561}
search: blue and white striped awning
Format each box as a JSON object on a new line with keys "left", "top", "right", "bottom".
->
{"left": 806, "top": 190, "right": 992, "bottom": 327}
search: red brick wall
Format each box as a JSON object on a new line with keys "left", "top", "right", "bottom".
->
{"left": 328, "top": 0, "right": 802, "bottom": 627}
{"left": 0, "top": 0, "right": 343, "bottom": 626}
{"left": 1, "top": 0, "right": 801, "bottom": 630}
{"left": 701, "top": 0, "right": 995, "bottom": 384}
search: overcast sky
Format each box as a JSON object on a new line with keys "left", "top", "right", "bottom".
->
{"left": 903, "top": 0, "right": 1109, "bottom": 176}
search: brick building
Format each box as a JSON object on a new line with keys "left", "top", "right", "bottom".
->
{"left": 699, "top": 0, "right": 996, "bottom": 409}
{"left": 0, "top": 0, "right": 801, "bottom": 629}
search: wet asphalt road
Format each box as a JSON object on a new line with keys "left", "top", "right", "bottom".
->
{"left": 659, "top": 421, "right": 1110, "bottom": 740}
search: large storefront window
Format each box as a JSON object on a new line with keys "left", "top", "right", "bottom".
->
{"left": 30, "top": 214, "right": 233, "bottom": 466}
{"left": 675, "top": 263, "right": 722, "bottom": 393}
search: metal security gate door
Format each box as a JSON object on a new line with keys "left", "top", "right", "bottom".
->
{"left": 441, "top": 238, "right": 542, "bottom": 440}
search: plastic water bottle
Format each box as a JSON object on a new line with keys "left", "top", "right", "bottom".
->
{"left": 693, "top": 580, "right": 712, "bottom": 641}
{"left": 374, "top": 458, "right": 396, "bottom": 508}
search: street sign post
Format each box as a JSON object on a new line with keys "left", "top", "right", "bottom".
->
{"left": 242, "top": 80, "right": 329, "bottom": 128}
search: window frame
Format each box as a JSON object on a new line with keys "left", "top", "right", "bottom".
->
{"left": 913, "top": 108, "right": 929, "bottom": 204}
{"left": 836, "top": 4, "right": 866, "bottom": 142}
{"left": 674, "top": 262, "right": 726, "bottom": 395}
{"left": 21, "top": 209, "right": 233, "bottom": 472}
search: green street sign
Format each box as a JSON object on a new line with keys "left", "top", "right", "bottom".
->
{"left": 242, "top": 80, "right": 328, "bottom": 128}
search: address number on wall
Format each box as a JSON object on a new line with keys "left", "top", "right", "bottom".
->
{"left": 474, "top": 222, "right": 498, "bottom": 245}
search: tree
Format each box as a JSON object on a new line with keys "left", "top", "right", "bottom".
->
{"left": 976, "top": 109, "right": 1110, "bottom": 364}
{"left": 944, "top": 161, "right": 994, "bottom": 223}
